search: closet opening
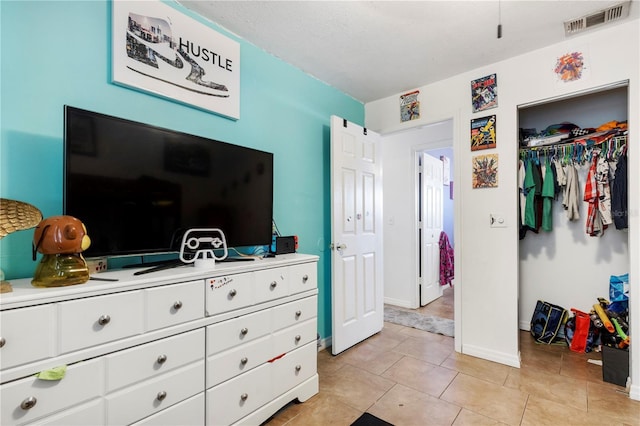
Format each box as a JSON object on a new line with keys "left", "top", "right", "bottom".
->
{"left": 517, "top": 81, "right": 629, "bottom": 384}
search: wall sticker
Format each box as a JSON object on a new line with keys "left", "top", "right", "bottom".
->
{"left": 554, "top": 50, "right": 589, "bottom": 84}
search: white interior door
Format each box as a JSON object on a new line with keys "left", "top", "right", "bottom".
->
{"left": 330, "top": 116, "right": 383, "bottom": 355}
{"left": 420, "top": 152, "right": 443, "bottom": 306}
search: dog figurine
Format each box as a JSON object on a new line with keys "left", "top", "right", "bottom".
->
{"left": 32, "top": 215, "right": 91, "bottom": 287}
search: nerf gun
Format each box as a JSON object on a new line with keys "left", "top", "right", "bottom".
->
{"left": 593, "top": 303, "right": 615, "bottom": 333}
{"left": 611, "top": 317, "right": 630, "bottom": 349}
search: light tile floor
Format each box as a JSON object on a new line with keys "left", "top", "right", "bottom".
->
{"left": 264, "top": 288, "right": 639, "bottom": 425}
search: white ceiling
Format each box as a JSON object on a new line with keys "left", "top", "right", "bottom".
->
{"left": 178, "top": 1, "right": 639, "bottom": 103}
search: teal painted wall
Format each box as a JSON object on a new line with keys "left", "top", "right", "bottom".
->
{"left": 0, "top": 0, "right": 364, "bottom": 341}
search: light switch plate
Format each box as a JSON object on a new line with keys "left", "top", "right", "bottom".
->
{"left": 490, "top": 214, "right": 507, "bottom": 228}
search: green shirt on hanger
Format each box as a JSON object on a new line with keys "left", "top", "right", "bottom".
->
{"left": 541, "top": 157, "right": 555, "bottom": 231}
{"left": 524, "top": 159, "right": 537, "bottom": 229}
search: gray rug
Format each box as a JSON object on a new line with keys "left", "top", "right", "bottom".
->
{"left": 384, "top": 305, "right": 454, "bottom": 337}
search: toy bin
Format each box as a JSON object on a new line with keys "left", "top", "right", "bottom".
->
{"left": 602, "top": 345, "right": 629, "bottom": 387}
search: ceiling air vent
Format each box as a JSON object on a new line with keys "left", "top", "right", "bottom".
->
{"left": 564, "top": 1, "right": 631, "bottom": 36}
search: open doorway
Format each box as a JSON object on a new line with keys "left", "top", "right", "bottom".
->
{"left": 381, "top": 119, "right": 454, "bottom": 313}
{"left": 417, "top": 146, "right": 454, "bottom": 317}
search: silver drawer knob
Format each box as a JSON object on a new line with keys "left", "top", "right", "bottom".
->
{"left": 240, "top": 357, "right": 248, "bottom": 365}
{"left": 0, "top": 337, "right": 5, "bottom": 348}
{"left": 295, "top": 335, "right": 301, "bottom": 342}
{"left": 156, "top": 391, "right": 167, "bottom": 401}
{"left": 295, "top": 310, "right": 302, "bottom": 318}
{"left": 173, "top": 301, "right": 183, "bottom": 310}
{"left": 270, "top": 281, "right": 277, "bottom": 289}
{"left": 157, "top": 354, "right": 167, "bottom": 364}
{"left": 240, "top": 327, "right": 249, "bottom": 335}
{"left": 240, "top": 393, "right": 248, "bottom": 401}
{"left": 20, "top": 396, "right": 37, "bottom": 410}
{"left": 98, "top": 314, "right": 111, "bottom": 326}
{"left": 229, "top": 289, "right": 237, "bottom": 297}
{"left": 295, "top": 365, "right": 302, "bottom": 372}
{"left": 302, "top": 274, "right": 309, "bottom": 283}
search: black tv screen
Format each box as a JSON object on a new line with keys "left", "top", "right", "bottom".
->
{"left": 64, "top": 106, "right": 273, "bottom": 258}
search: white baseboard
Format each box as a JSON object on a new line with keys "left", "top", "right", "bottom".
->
{"left": 519, "top": 320, "right": 531, "bottom": 331}
{"left": 462, "top": 343, "right": 521, "bottom": 368}
{"left": 317, "top": 336, "right": 331, "bottom": 352}
{"left": 630, "top": 383, "right": 640, "bottom": 401}
{"left": 384, "top": 297, "right": 413, "bottom": 308}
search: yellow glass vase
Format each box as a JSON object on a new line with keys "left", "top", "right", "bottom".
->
{"left": 32, "top": 253, "right": 89, "bottom": 287}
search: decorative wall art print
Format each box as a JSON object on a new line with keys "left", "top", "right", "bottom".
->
{"left": 471, "top": 74, "right": 497, "bottom": 113}
{"left": 470, "top": 115, "right": 496, "bottom": 151}
{"left": 554, "top": 50, "right": 589, "bottom": 84}
{"left": 112, "top": 0, "right": 240, "bottom": 119}
{"left": 472, "top": 154, "right": 499, "bottom": 189}
{"left": 400, "top": 90, "right": 420, "bottom": 122}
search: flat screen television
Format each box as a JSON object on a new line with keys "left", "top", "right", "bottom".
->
{"left": 63, "top": 106, "right": 274, "bottom": 258}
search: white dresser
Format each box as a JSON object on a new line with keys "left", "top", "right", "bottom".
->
{"left": 0, "top": 254, "right": 319, "bottom": 425}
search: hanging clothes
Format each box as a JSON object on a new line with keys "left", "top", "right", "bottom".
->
{"left": 541, "top": 157, "right": 555, "bottom": 231}
{"left": 523, "top": 159, "right": 536, "bottom": 230}
{"left": 533, "top": 162, "right": 543, "bottom": 230}
{"left": 612, "top": 153, "right": 628, "bottom": 230}
{"left": 438, "top": 231, "right": 454, "bottom": 286}
{"left": 518, "top": 159, "right": 527, "bottom": 239}
{"left": 549, "top": 160, "right": 560, "bottom": 200}
{"left": 554, "top": 158, "right": 566, "bottom": 188}
{"left": 518, "top": 160, "right": 526, "bottom": 226}
{"left": 519, "top": 133, "right": 627, "bottom": 237}
{"left": 562, "top": 162, "right": 580, "bottom": 221}
{"left": 596, "top": 156, "right": 613, "bottom": 227}
{"left": 523, "top": 159, "right": 543, "bottom": 233}
{"left": 584, "top": 153, "right": 604, "bottom": 236}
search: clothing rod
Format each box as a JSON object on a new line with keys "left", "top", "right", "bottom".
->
{"left": 519, "top": 133, "right": 626, "bottom": 153}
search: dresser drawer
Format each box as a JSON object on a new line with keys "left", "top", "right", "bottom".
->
{"left": 58, "top": 291, "right": 144, "bottom": 353}
{"left": 105, "top": 329, "right": 204, "bottom": 392}
{"left": 272, "top": 318, "right": 317, "bottom": 357}
{"left": 288, "top": 262, "right": 317, "bottom": 294}
{"left": 106, "top": 360, "right": 204, "bottom": 426}
{"left": 206, "top": 273, "right": 253, "bottom": 316}
{"left": 206, "top": 362, "right": 271, "bottom": 426}
{"left": 1, "top": 305, "right": 56, "bottom": 371}
{"left": 271, "top": 295, "right": 317, "bottom": 332}
{"left": 206, "top": 334, "right": 271, "bottom": 388}
{"left": 25, "top": 399, "right": 104, "bottom": 426}
{"left": 1, "top": 357, "right": 103, "bottom": 426}
{"left": 206, "top": 308, "right": 271, "bottom": 355}
{"left": 131, "top": 393, "right": 204, "bottom": 426}
{"left": 145, "top": 281, "right": 204, "bottom": 331}
{"left": 271, "top": 341, "right": 317, "bottom": 399}
{"left": 253, "top": 267, "right": 288, "bottom": 303}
